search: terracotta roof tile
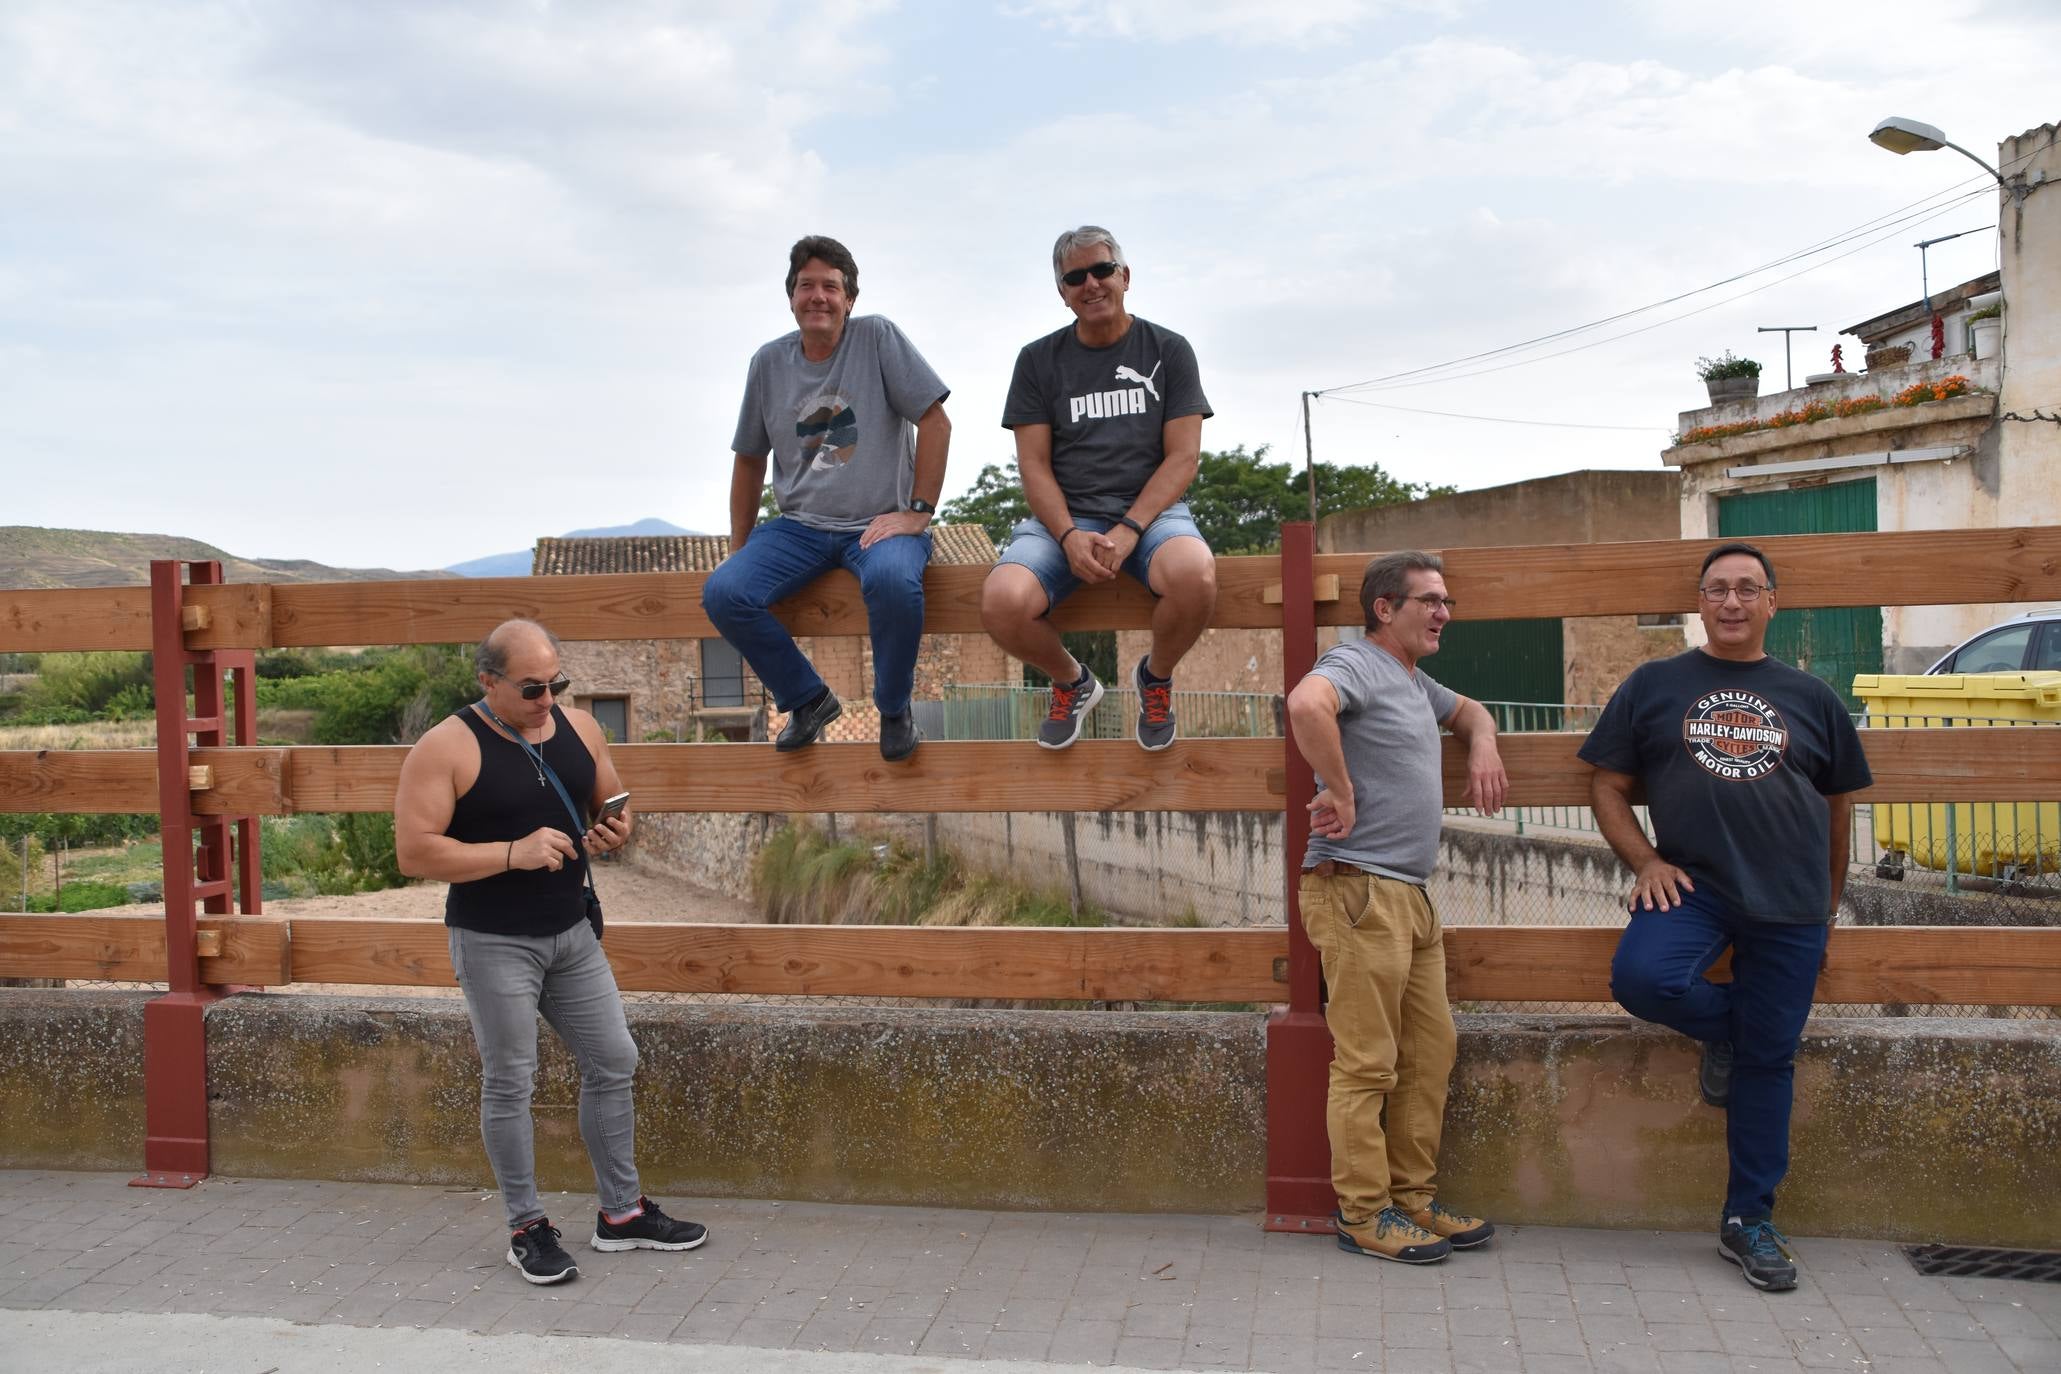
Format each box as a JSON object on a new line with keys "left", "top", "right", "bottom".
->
{"left": 532, "top": 524, "right": 998, "bottom": 576}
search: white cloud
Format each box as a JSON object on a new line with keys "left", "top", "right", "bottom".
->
{"left": 1007, "top": 0, "right": 1453, "bottom": 46}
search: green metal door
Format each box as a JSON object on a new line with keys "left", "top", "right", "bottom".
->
{"left": 1717, "top": 479, "right": 1883, "bottom": 705}
{"left": 1424, "top": 616, "right": 1565, "bottom": 726}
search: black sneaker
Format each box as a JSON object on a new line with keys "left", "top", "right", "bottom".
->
{"left": 591, "top": 1198, "right": 709, "bottom": 1253}
{"left": 1134, "top": 657, "right": 1175, "bottom": 751}
{"left": 1719, "top": 1216, "right": 1798, "bottom": 1291}
{"left": 1036, "top": 666, "right": 1103, "bottom": 750}
{"left": 880, "top": 711, "right": 921, "bottom": 762}
{"left": 776, "top": 690, "right": 841, "bottom": 751}
{"left": 1700, "top": 1040, "right": 1734, "bottom": 1108}
{"left": 508, "top": 1217, "right": 579, "bottom": 1284}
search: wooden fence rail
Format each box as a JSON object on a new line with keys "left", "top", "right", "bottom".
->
{"left": 4, "top": 729, "right": 2058, "bottom": 816}
{"left": 5, "top": 915, "right": 2057, "bottom": 1006}
{"left": 7, "top": 527, "right": 2061, "bottom": 652}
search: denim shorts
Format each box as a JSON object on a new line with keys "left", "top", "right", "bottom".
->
{"left": 995, "top": 501, "right": 1210, "bottom": 608}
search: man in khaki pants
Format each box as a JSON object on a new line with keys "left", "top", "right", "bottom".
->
{"left": 1285, "top": 550, "right": 1508, "bottom": 1264}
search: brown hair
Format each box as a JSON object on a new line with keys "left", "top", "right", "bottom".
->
{"left": 1359, "top": 550, "right": 1445, "bottom": 628}
{"left": 785, "top": 235, "right": 859, "bottom": 300}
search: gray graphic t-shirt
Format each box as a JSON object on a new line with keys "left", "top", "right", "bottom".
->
{"left": 1301, "top": 638, "right": 1460, "bottom": 885}
{"left": 1001, "top": 316, "right": 1211, "bottom": 522}
{"left": 731, "top": 314, "right": 949, "bottom": 533}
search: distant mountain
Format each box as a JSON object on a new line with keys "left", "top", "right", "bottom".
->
{"left": 0, "top": 526, "right": 455, "bottom": 590}
{"left": 445, "top": 518, "right": 702, "bottom": 578}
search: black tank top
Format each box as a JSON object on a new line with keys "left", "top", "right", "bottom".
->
{"left": 444, "top": 705, "right": 597, "bottom": 937}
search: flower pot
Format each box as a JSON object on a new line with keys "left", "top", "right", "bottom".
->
{"left": 1704, "top": 375, "right": 1759, "bottom": 405}
{"left": 1972, "top": 316, "right": 2002, "bottom": 361}
{"left": 1865, "top": 344, "right": 1913, "bottom": 371}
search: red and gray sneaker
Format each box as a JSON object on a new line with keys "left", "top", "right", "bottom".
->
{"left": 1134, "top": 657, "right": 1176, "bottom": 751}
{"left": 1037, "top": 665, "right": 1104, "bottom": 750}
{"left": 508, "top": 1217, "right": 579, "bottom": 1284}
{"left": 591, "top": 1197, "right": 709, "bottom": 1252}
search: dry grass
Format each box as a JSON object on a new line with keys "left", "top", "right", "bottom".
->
{"left": 0, "top": 708, "right": 315, "bottom": 752}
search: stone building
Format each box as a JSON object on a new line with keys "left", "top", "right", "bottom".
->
{"left": 538, "top": 524, "right": 1012, "bottom": 743}
{"left": 1666, "top": 121, "right": 2061, "bottom": 677}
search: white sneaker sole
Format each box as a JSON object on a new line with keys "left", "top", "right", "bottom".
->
{"left": 1036, "top": 679, "right": 1105, "bottom": 750}
{"left": 507, "top": 1247, "right": 578, "bottom": 1283}
{"left": 590, "top": 1231, "right": 709, "bottom": 1253}
{"left": 1717, "top": 1240, "right": 1796, "bottom": 1290}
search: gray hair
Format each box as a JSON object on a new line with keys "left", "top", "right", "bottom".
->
{"left": 1360, "top": 551, "right": 1445, "bottom": 628}
{"left": 1051, "top": 225, "right": 1127, "bottom": 286}
{"left": 475, "top": 619, "right": 562, "bottom": 677}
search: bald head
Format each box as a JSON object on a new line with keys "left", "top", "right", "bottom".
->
{"left": 475, "top": 619, "right": 561, "bottom": 679}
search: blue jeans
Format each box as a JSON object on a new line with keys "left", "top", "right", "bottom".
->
{"left": 995, "top": 502, "right": 1208, "bottom": 609}
{"left": 701, "top": 516, "right": 931, "bottom": 714}
{"left": 449, "top": 922, "right": 642, "bottom": 1231}
{"left": 1609, "top": 888, "right": 1829, "bottom": 1221}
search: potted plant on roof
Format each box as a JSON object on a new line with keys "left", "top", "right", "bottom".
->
{"left": 1696, "top": 351, "right": 1761, "bottom": 405}
{"left": 1968, "top": 303, "right": 2003, "bottom": 361}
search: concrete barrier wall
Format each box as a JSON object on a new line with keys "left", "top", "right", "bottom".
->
{"left": 3, "top": 991, "right": 2055, "bottom": 1246}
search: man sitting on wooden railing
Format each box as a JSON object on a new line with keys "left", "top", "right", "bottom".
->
{"left": 394, "top": 618, "right": 709, "bottom": 1285}
{"left": 1585, "top": 542, "right": 1873, "bottom": 1294}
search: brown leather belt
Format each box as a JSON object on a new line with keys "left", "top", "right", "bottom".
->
{"left": 1307, "top": 859, "right": 1372, "bottom": 878}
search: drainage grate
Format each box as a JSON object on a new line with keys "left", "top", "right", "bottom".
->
{"left": 1904, "top": 1244, "right": 2061, "bottom": 1283}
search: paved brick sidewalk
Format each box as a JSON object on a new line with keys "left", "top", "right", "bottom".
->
{"left": 3, "top": 1170, "right": 2055, "bottom": 1372}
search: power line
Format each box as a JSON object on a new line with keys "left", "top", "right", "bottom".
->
{"left": 1322, "top": 394, "right": 1669, "bottom": 432}
{"left": 1326, "top": 185, "right": 1993, "bottom": 395}
{"left": 1313, "top": 155, "right": 2031, "bottom": 398}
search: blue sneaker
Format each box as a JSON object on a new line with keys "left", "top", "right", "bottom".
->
{"left": 1719, "top": 1216, "right": 1797, "bottom": 1291}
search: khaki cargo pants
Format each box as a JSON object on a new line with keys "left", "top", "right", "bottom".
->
{"left": 1299, "top": 865, "right": 1457, "bottom": 1225}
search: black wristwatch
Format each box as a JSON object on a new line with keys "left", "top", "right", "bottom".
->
{"left": 909, "top": 498, "right": 936, "bottom": 515}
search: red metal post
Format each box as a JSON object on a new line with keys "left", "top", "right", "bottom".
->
{"left": 132, "top": 558, "right": 260, "bottom": 1188}
{"left": 1265, "top": 521, "right": 1338, "bottom": 1231}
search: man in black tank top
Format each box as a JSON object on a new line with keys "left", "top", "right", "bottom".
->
{"left": 395, "top": 618, "right": 708, "bottom": 1285}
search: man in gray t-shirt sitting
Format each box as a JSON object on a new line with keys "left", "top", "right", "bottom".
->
{"left": 980, "top": 225, "right": 1216, "bottom": 752}
{"left": 702, "top": 236, "right": 952, "bottom": 762}
{"left": 1284, "top": 550, "right": 1508, "bottom": 1266}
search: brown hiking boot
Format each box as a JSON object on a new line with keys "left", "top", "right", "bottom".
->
{"left": 1407, "top": 1200, "right": 1496, "bottom": 1250}
{"left": 1334, "top": 1207, "right": 1452, "bottom": 1265}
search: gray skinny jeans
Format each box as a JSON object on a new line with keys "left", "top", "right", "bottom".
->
{"left": 449, "top": 921, "right": 641, "bottom": 1230}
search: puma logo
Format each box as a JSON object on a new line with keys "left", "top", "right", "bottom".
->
{"left": 1114, "top": 361, "right": 1162, "bottom": 401}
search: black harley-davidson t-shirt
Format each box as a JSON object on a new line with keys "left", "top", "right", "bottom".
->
{"left": 1579, "top": 651, "right": 1872, "bottom": 923}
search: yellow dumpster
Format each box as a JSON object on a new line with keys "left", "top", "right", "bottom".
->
{"left": 1852, "top": 672, "right": 2061, "bottom": 880}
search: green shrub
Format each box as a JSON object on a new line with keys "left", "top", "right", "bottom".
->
{"left": 1695, "top": 350, "right": 1762, "bottom": 381}
{"left": 337, "top": 813, "right": 405, "bottom": 891}
{"left": 18, "top": 652, "right": 154, "bottom": 717}
{"left": 25, "top": 880, "right": 131, "bottom": 913}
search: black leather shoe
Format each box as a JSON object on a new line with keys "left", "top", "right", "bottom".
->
{"left": 776, "top": 690, "right": 841, "bottom": 751}
{"left": 880, "top": 711, "right": 921, "bottom": 762}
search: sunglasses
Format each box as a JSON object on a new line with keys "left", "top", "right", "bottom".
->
{"left": 496, "top": 673, "right": 572, "bottom": 700}
{"left": 1061, "top": 260, "right": 1122, "bottom": 288}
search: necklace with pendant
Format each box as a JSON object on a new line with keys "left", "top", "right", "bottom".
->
{"left": 478, "top": 701, "right": 547, "bottom": 787}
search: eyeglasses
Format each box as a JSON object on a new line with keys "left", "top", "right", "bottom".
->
{"left": 1698, "top": 583, "right": 1770, "bottom": 604}
{"left": 1061, "top": 260, "right": 1122, "bottom": 288}
{"left": 494, "top": 672, "right": 572, "bottom": 700}
{"left": 1394, "top": 593, "right": 1457, "bottom": 613}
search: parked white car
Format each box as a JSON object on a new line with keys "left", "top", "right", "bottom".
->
{"left": 1924, "top": 610, "right": 2061, "bottom": 674}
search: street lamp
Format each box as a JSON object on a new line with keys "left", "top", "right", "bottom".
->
{"left": 1868, "top": 116, "right": 2008, "bottom": 187}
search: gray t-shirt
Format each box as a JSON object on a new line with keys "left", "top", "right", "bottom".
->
{"left": 731, "top": 314, "right": 949, "bottom": 533}
{"left": 1000, "top": 316, "right": 1211, "bottom": 522}
{"left": 1301, "top": 638, "right": 1460, "bottom": 885}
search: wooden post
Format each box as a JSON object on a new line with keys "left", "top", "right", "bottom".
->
{"left": 1266, "top": 520, "right": 1337, "bottom": 1232}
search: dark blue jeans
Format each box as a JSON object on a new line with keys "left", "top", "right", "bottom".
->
{"left": 701, "top": 517, "right": 931, "bottom": 715}
{"left": 1609, "top": 888, "right": 1829, "bottom": 1221}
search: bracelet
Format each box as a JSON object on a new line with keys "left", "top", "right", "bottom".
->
{"left": 506, "top": 839, "right": 514, "bottom": 872}
{"left": 1118, "top": 515, "right": 1145, "bottom": 535}
{"left": 1060, "top": 526, "right": 1082, "bottom": 547}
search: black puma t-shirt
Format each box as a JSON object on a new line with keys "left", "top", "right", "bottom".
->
{"left": 1001, "top": 316, "right": 1211, "bottom": 521}
{"left": 1578, "top": 650, "right": 1873, "bottom": 923}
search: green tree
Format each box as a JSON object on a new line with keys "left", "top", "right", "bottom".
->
{"left": 1186, "top": 445, "right": 1450, "bottom": 553}
{"left": 938, "top": 460, "right": 1030, "bottom": 547}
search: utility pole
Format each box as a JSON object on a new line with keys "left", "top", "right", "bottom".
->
{"left": 1913, "top": 228, "right": 1987, "bottom": 310}
{"left": 1756, "top": 325, "right": 1818, "bottom": 391}
{"left": 1301, "top": 391, "right": 1318, "bottom": 523}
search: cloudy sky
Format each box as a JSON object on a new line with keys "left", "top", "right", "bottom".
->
{"left": 3, "top": 1, "right": 2053, "bottom": 571}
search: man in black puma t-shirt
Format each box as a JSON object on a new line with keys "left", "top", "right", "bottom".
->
{"left": 980, "top": 225, "right": 1217, "bottom": 753}
{"left": 1580, "top": 544, "right": 1871, "bottom": 1293}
